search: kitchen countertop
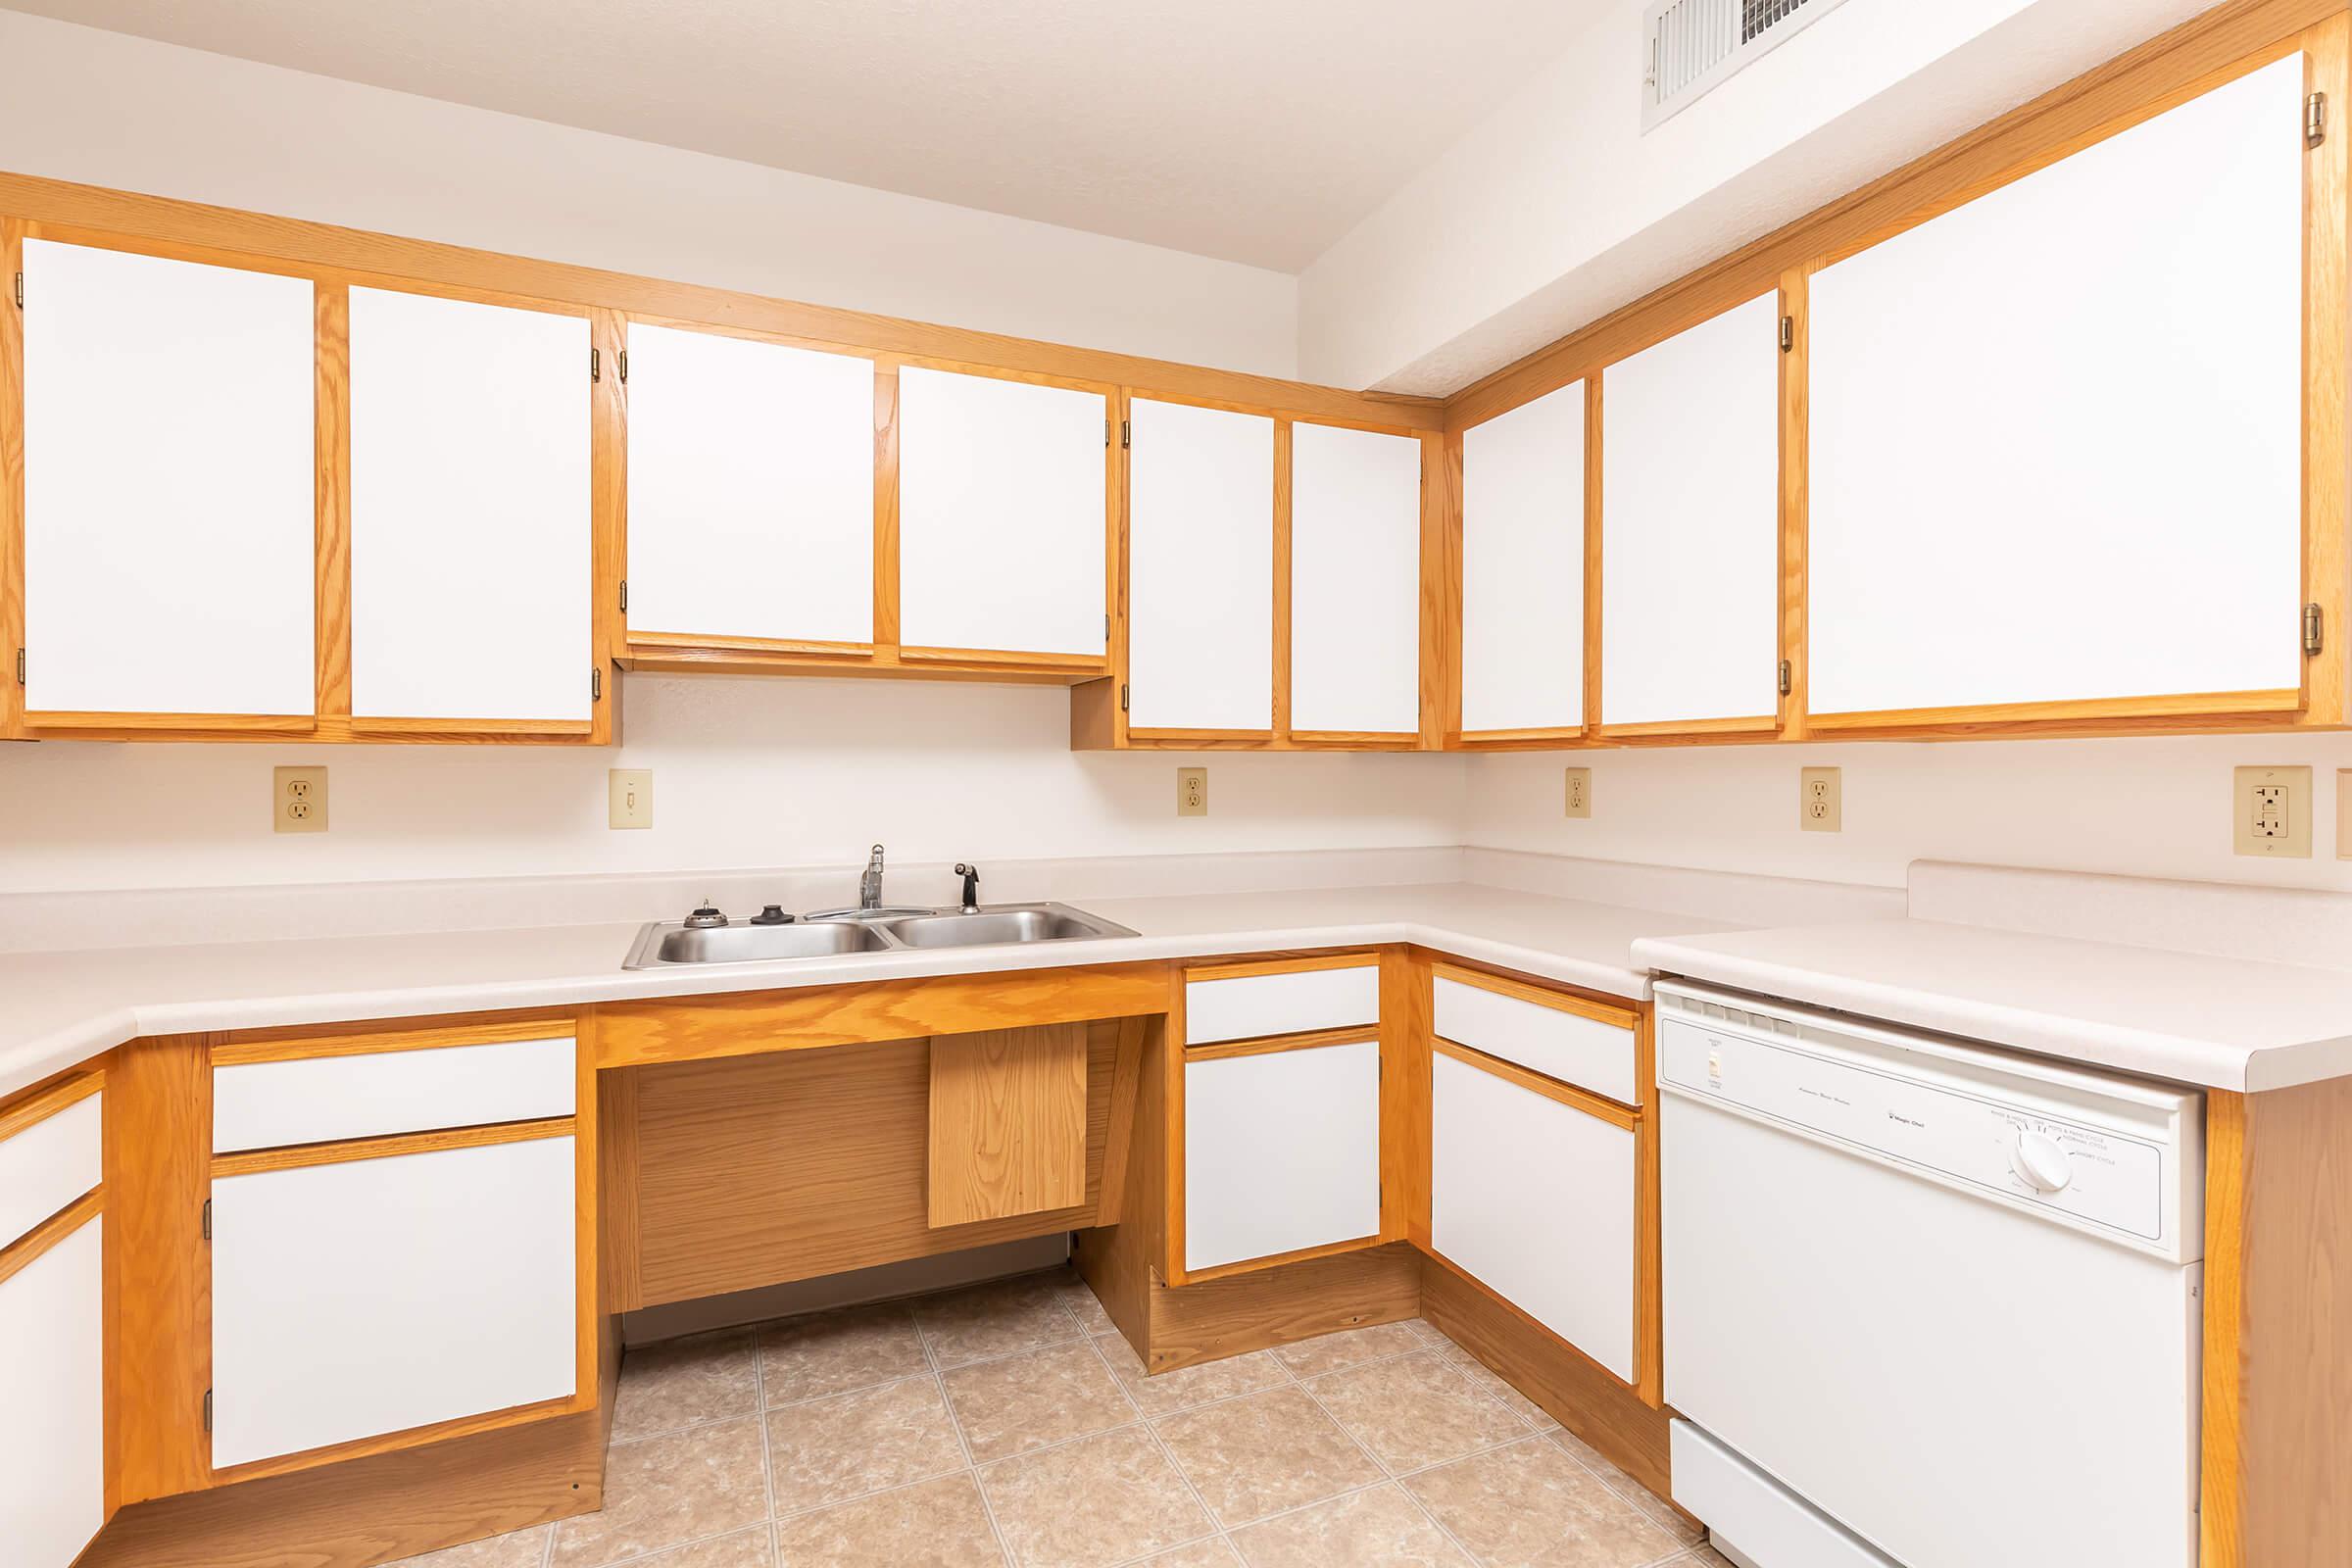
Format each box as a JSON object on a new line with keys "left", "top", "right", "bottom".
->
{"left": 0, "top": 881, "right": 1747, "bottom": 1102}
{"left": 1635, "top": 917, "right": 2352, "bottom": 1093}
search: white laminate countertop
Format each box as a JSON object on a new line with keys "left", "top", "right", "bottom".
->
{"left": 0, "top": 881, "right": 1746, "bottom": 1102}
{"left": 1635, "top": 918, "right": 2352, "bottom": 1093}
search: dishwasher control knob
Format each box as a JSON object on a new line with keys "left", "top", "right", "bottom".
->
{"left": 2010, "top": 1130, "right": 2072, "bottom": 1194}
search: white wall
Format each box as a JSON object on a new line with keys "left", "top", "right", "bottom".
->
{"left": 0, "top": 677, "right": 1464, "bottom": 895}
{"left": 0, "top": 11, "right": 1298, "bottom": 379}
{"left": 1298, "top": 0, "right": 2212, "bottom": 393}
{"left": 1466, "top": 734, "right": 2352, "bottom": 895}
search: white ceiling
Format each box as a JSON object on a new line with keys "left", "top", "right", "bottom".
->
{"left": 9, "top": 0, "right": 1599, "bottom": 271}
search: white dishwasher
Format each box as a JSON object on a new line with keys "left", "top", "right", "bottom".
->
{"left": 1654, "top": 981, "right": 2204, "bottom": 1568}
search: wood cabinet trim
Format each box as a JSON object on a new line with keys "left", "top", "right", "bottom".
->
{"left": 1432, "top": 1039, "right": 1639, "bottom": 1129}
{"left": 0, "top": 1064, "right": 104, "bottom": 1144}
{"left": 1184, "top": 953, "right": 1382, "bottom": 983}
{"left": 1176, "top": 1232, "right": 1383, "bottom": 1286}
{"left": 1183, "top": 1026, "right": 1380, "bottom": 1062}
{"left": 0, "top": 1183, "right": 101, "bottom": 1290}
{"left": 1430, "top": 961, "right": 1640, "bottom": 1031}
{"left": 208, "top": 1115, "right": 576, "bottom": 1178}
{"left": 212, "top": 1017, "right": 580, "bottom": 1064}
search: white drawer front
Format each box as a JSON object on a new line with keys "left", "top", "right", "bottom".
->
{"left": 214, "top": 1036, "right": 576, "bottom": 1153}
{"left": 1435, "top": 977, "right": 1636, "bottom": 1105}
{"left": 1184, "top": 1041, "right": 1382, "bottom": 1272}
{"left": 1185, "top": 965, "right": 1379, "bottom": 1046}
{"left": 0, "top": 1093, "right": 102, "bottom": 1253}
{"left": 1433, "top": 1053, "right": 1634, "bottom": 1381}
{"left": 0, "top": 1213, "right": 105, "bottom": 1568}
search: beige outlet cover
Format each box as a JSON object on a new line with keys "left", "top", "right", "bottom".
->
{"left": 2234, "top": 765, "right": 2310, "bottom": 858}
{"left": 1563, "top": 767, "right": 1592, "bottom": 818}
{"left": 1800, "top": 766, "right": 1840, "bottom": 832}
{"left": 273, "top": 765, "right": 327, "bottom": 834}
{"left": 1177, "top": 766, "right": 1207, "bottom": 817}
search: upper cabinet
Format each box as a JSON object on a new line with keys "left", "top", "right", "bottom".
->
{"left": 896, "top": 366, "right": 1109, "bottom": 664}
{"left": 19, "top": 239, "right": 316, "bottom": 723}
{"left": 348, "top": 287, "right": 595, "bottom": 728}
{"left": 1807, "top": 54, "right": 2309, "bottom": 725}
{"left": 1126, "top": 397, "right": 1276, "bottom": 734}
{"left": 1290, "top": 421, "right": 1423, "bottom": 739}
{"left": 1459, "top": 380, "right": 1587, "bottom": 739}
{"left": 622, "top": 321, "right": 876, "bottom": 651}
{"left": 1599, "top": 294, "right": 1781, "bottom": 737}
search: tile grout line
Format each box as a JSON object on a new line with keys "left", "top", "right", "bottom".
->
{"left": 748, "top": 1319, "right": 781, "bottom": 1559}
{"left": 1282, "top": 1346, "right": 1499, "bottom": 1567}
{"left": 1084, "top": 1330, "right": 1243, "bottom": 1564}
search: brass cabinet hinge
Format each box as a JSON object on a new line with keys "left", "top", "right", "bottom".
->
{"left": 203, "top": 1389, "right": 214, "bottom": 1433}
{"left": 1120, "top": 683, "right": 1130, "bottom": 712}
{"left": 617, "top": 349, "right": 628, "bottom": 383}
{"left": 1779, "top": 316, "right": 1794, "bottom": 353}
{"left": 2305, "top": 602, "right": 2326, "bottom": 657}
{"left": 2311, "top": 91, "right": 2328, "bottom": 148}
{"left": 1104, "top": 612, "right": 1111, "bottom": 644}
{"left": 13, "top": 647, "right": 23, "bottom": 686}
{"left": 201, "top": 1199, "right": 213, "bottom": 1241}
{"left": 1104, "top": 417, "right": 1112, "bottom": 447}
{"left": 590, "top": 347, "right": 602, "bottom": 383}
{"left": 1778, "top": 659, "right": 1792, "bottom": 697}
{"left": 618, "top": 579, "right": 629, "bottom": 612}
{"left": 11, "top": 270, "right": 20, "bottom": 310}
{"left": 1120, "top": 419, "right": 1132, "bottom": 450}
{"left": 591, "top": 667, "right": 603, "bottom": 701}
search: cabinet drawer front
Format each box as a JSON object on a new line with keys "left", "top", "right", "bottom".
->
{"left": 1433, "top": 1053, "right": 1634, "bottom": 1381}
{"left": 211, "top": 1137, "right": 577, "bottom": 1469}
{"left": 1435, "top": 976, "right": 1636, "bottom": 1105}
{"left": 0, "top": 1214, "right": 105, "bottom": 1568}
{"left": 1185, "top": 965, "right": 1380, "bottom": 1046}
{"left": 0, "top": 1091, "right": 102, "bottom": 1254}
{"left": 1184, "top": 1041, "right": 1381, "bottom": 1273}
{"left": 214, "top": 1036, "right": 576, "bottom": 1153}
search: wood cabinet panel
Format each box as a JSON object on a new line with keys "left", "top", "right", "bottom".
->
{"left": 0, "top": 1212, "right": 104, "bottom": 1568}
{"left": 927, "top": 1024, "right": 1089, "bottom": 1227}
{"left": 21, "top": 238, "right": 315, "bottom": 718}
{"left": 1809, "top": 54, "right": 2307, "bottom": 719}
{"left": 348, "top": 287, "right": 592, "bottom": 723}
{"left": 1128, "top": 397, "right": 1276, "bottom": 731}
{"left": 1599, "top": 293, "right": 1780, "bottom": 730}
{"left": 623, "top": 321, "right": 875, "bottom": 645}
{"left": 1183, "top": 1040, "right": 1381, "bottom": 1274}
{"left": 212, "top": 1035, "right": 575, "bottom": 1153}
{"left": 1432, "top": 1051, "right": 1635, "bottom": 1382}
{"left": 1290, "top": 421, "right": 1422, "bottom": 736}
{"left": 897, "top": 366, "right": 1108, "bottom": 659}
{"left": 1183, "top": 961, "right": 1381, "bottom": 1046}
{"left": 1459, "top": 380, "right": 1585, "bottom": 735}
{"left": 1434, "top": 973, "right": 1638, "bottom": 1107}
{"left": 210, "top": 1136, "right": 578, "bottom": 1469}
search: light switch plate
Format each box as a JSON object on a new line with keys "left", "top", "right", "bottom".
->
{"left": 1800, "top": 766, "right": 1840, "bottom": 832}
{"left": 2234, "top": 765, "right": 2311, "bottom": 858}
{"left": 609, "top": 768, "right": 653, "bottom": 830}
{"left": 1177, "top": 766, "right": 1207, "bottom": 817}
{"left": 1563, "top": 767, "right": 1592, "bottom": 818}
{"left": 272, "top": 765, "right": 327, "bottom": 834}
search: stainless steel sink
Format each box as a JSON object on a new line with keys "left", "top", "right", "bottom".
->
{"left": 622, "top": 902, "right": 1136, "bottom": 968}
{"left": 872, "top": 905, "right": 1137, "bottom": 950}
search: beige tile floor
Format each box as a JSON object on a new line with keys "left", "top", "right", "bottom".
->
{"left": 389, "top": 1267, "right": 1733, "bottom": 1568}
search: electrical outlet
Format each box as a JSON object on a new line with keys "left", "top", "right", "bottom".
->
{"left": 609, "top": 769, "right": 653, "bottom": 830}
{"left": 1563, "top": 767, "right": 1592, "bottom": 818}
{"left": 2234, "top": 765, "right": 2311, "bottom": 858}
{"left": 2339, "top": 770, "right": 2351, "bottom": 860}
{"left": 1177, "top": 766, "right": 1207, "bottom": 817}
{"left": 1800, "top": 766, "right": 1840, "bottom": 832}
{"left": 272, "top": 765, "right": 327, "bottom": 834}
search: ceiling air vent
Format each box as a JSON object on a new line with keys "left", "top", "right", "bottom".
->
{"left": 1642, "top": 0, "right": 1852, "bottom": 130}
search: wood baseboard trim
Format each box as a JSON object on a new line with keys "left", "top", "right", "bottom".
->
{"left": 1419, "top": 1250, "right": 1672, "bottom": 1498}
{"left": 1142, "top": 1239, "right": 1422, "bottom": 1374}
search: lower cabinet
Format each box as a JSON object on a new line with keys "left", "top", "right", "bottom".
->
{"left": 0, "top": 1213, "right": 105, "bottom": 1568}
{"left": 1184, "top": 1040, "right": 1381, "bottom": 1274}
{"left": 210, "top": 1134, "right": 579, "bottom": 1470}
{"left": 1432, "top": 1050, "right": 1636, "bottom": 1381}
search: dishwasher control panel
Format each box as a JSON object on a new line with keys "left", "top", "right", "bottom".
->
{"left": 1655, "top": 984, "right": 2201, "bottom": 1260}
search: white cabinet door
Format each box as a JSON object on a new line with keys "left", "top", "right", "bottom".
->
{"left": 1600, "top": 294, "right": 1781, "bottom": 727}
{"left": 0, "top": 1215, "right": 104, "bottom": 1568}
{"left": 1129, "top": 398, "right": 1275, "bottom": 731}
{"left": 22, "top": 239, "right": 315, "bottom": 716}
{"left": 1809, "top": 56, "right": 2305, "bottom": 716}
{"left": 211, "top": 1136, "right": 577, "bottom": 1469}
{"left": 897, "top": 368, "right": 1107, "bottom": 658}
{"left": 1185, "top": 1041, "right": 1380, "bottom": 1272}
{"left": 1460, "top": 380, "right": 1585, "bottom": 733}
{"left": 624, "top": 322, "right": 875, "bottom": 645}
{"left": 1291, "top": 422, "right": 1422, "bottom": 736}
{"left": 1432, "top": 1053, "right": 1634, "bottom": 1381}
{"left": 349, "top": 287, "right": 593, "bottom": 722}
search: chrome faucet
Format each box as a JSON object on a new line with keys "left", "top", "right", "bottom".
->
{"left": 858, "top": 844, "right": 887, "bottom": 910}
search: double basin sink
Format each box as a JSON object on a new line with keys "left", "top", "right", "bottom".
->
{"left": 623, "top": 903, "right": 1139, "bottom": 969}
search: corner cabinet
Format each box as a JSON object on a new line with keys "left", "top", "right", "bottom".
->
{"left": 0, "top": 1071, "right": 106, "bottom": 1568}
{"left": 1457, "top": 379, "right": 1587, "bottom": 743}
